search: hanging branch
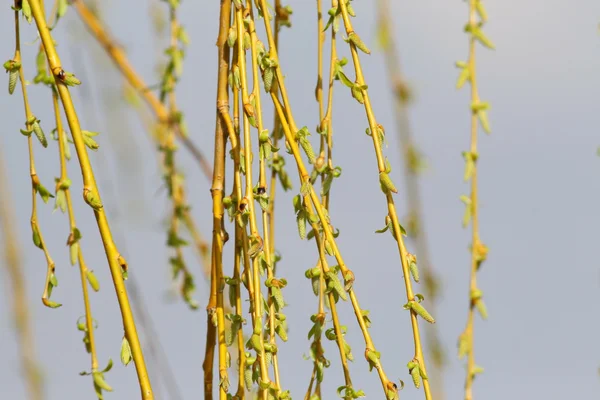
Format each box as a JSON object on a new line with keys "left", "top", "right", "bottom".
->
{"left": 456, "top": 1, "right": 493, "bottom": 399}
{"left": 7, "top": 0, "right": 59, "bottom": 310}
{"left": 27, "top": 0, "right": 154, "bottom": 397}
{"left": 377, "top": 0, "right": 446, "bottom": 398}
{"left": 204, "top": 1, "right": 232, "bottom": 398}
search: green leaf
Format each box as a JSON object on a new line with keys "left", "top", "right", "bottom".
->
{"left": 348, "top": 32, "right": 371, "bottom": 54}
{"left": 120, "top": 336, "right": 132, "bottom": 366}
{"left": 70, "top": 242, "right": 79, "bottom": 266}
{"left": 43, "top": 299, "right": 62, "bottom": 308}
{"left": 93, "top": 372, "right": 113, "bottom": 392}
{"left": 379, "top": 172, "right": 398, "bottom": 194}
{"left": 271, "top": 287, "right": 285, "bottom": 310}
{"left": 464, "top": 23, "right": 495, "bottom": 49}
{"left": 82, "top": 130, "right": 100, "bottom": 151}
{"left": 293, "top": 201, "right": 307, "bottom": 234}
{"left": 59, "top": 70, "right": 81, "bottom": 86}
{"left": 102, "top": 359, "right": 114, "bottom": 373}
{"left": 36, "top": 183, "right": 54, "bottom": 203}
{"left": 409, "top": 362, "right": 421, "bottom": 389}
{"left": 326, "top": 271, "right": 347, "bottom": 301}
{"left": 22, "top": 0, "right": 32, "bottom": 23}
{"left": 32, "top": 225, "right": 43, "bottom": 249}
{"left": 8, "top": 69, "right": 18, "bottom": 94}
{"left": 56, "top": 0, "right": 68, "bottom": 20}
{"left": 84, "top": 189, "right": 103, "bottom": 210}
{"left": 458, "top": 333, "right": 469, "bottom": 359}
{"left": 32, "top": 121, "right": 48, "bottom": 148}
{"left": 336, "top": 70, "right": 354, "bottom": 88}
{"left": 456, "top": 67, "right": 470, "bottom": 89}
{"left": 49, "top": 273, "right": 58, "bottom": 287}
{"left": 475, "top": 299, "right": 488, "bottom": 319}
{"left": 405, "top": 301, "right": 435, "bottom": 323}
{"left": 86, "top": 270, "right": 100, "bottom": 292}
{"left": 409, "top": 261, "right": 419, "bottom": 283}
{"left": 167, "top": 230, "right": 188, "bottom": 247}
{"left": 54, "top": 189, "right": 67, "bottom": 213}
{"left": 351, "top": 84, "right": 365, "bottom": 104}
{"left": 475, "top": 0, "right": 488, "bottom": 22}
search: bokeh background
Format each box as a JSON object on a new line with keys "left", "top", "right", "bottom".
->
{"left": 2, "top": 0, "right": 600, "bottom": 399}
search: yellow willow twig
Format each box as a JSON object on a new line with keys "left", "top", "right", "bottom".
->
{"left": 319, "top": 0, "right": 356, "bottom": 394}
{"left": 0, "top": 149, "right": 44, "bottom": 400}
{"left": 68, "top": 24, "right": 184, "bottom": 394}
{"left": 376, "top": 0, "right": 446, "bottom": 397}
{"left": 8, "top": 0, "right": 58, "bottom": 310}
{"left": 225, "top": 48, "right": 252, "bottom": 398}
{"left": 304, "top": 1, "right": 328, "bottom": 398}
{"left": 71, "top": 0, "right": 212, "bottom": 180}
{"left": 28, "top": 1, "right": 153, "bottom": 398}
{"left": 304, "top": 1, "right": 356, "bottom": 399}
{"left": 231, "top": 4, "right": 272, "bottom": 397}
{"left": 52, "top": 76, "right": 110, "bottom": 395}
{"left": 218, "top": 10, "right": 281, "bottom": 395}
{"left": 41, "top": 1, "right": 110, "bottom": 393}
{"left": 270, "top": 92, "right": 398, "bottom": 399}
{"left": 337, "top": 2, "right": 436, "bottom": 398}
{"left": 232, "top": 223, "right": 247, "bottom": 399}
{"left": 246, "top": 0, "right": 288, "bottom": 392}
{"left": 204, "top": 1, "right": 232, "bottom": 398}
{"left": 247, "top": 1, "right": 400, "bottom": 397}
{"left": 457, "top": 1, "right": 493, "bottom": 399}
{"left": 225, "top": 68, "right": 265, "bottom": 399}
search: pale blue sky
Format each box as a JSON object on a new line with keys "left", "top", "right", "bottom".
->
{"left": 2, "top": 1, "right": 600, "bottom": 399}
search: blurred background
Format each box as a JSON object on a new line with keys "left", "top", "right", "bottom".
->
{"left": 2, "top": 0, "right": 600, "bottom": 399}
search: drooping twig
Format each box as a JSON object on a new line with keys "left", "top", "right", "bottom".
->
{"left": 28, "top": 0, "right": 154, "bottom": 397}
{"left": 377, "top": 0, "right": 446, "bottom": 398}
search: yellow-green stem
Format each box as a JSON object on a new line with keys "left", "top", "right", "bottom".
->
{"left": 53, "top": 92, "right": 100, "bottom": 375}
{"left": 271, "top": 93, "right": 396, "bottom": 397}
{"left": 463, "top": 1, "right": 482, "bottom": 399}
{"left": 338, "top": 2, "right": 432, "bottom": 398}
{"left": 205, "top": 1, "right": 232, "bottom": 398}
{"left": 377, "top": 1, "right": 446, "bottom": 398}
{"left": 28, "top": 1, "right": 153, "bottom": 397}
{"left": 234, "top": 5, "right": 271, "bottom": 396}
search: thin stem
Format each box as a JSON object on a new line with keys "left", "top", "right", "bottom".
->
{"left": 337, "top": 2, "right": 433, "bottom": 398}
{"left": 377, "top": 0, "right": 445, "bottom": 398}
{"left": 460, "top": 1, "right": 490, "bottom": 399}
{"left": 267, "top": 0, "right": 283, "bottom": 261}
{"left": 270, "top": 93, "right": 396, "bottom": 397}
{"left": 205, "top": 1, "right": 232, "bottom": 398}
{"left": 28, "top": 1, "right": 153, "bottom": 397}
{"left": 11, "top": 0, "right": 57, "bottom": 310}
{"left": 233, "top": 5, "right": 271, "bottom": 396}
{"left": 54, "top": 91, "right": 101, "bottom": 379}
{"left": 246, "top": 0, "right": 284, "bottom": 390}
{"left": 233, "top": 224, "right": 247, "bottom": 399}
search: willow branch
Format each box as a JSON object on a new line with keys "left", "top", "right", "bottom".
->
{"left": 377, "top": 1, "right": 446, "bottom": 398}
{"left": 0, "top": 150, "right": 43, "bottom": 400}
{"left": 28, "top": 1, "right": 153, "bottom": 397}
